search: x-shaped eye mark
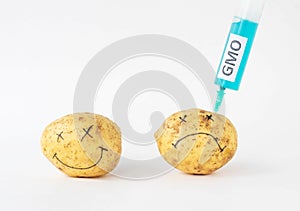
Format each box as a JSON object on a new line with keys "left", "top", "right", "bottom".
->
{"left": 206, "top": 114, "right": 214, "bottom": 121}
{"left": 56, "top": 131, "right": 64, "bottom": 142}
{"left": 81, "top": 125, "right": 94, "bottom": 142}
{"left": 179, "top": 115, "right": 187, "bottom": 123}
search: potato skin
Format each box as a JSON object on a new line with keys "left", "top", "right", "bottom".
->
{"left": 41, "top": 113, "right": 121, "bottom": 177}
{"left": 154, "top": 108, "right": 237, "bottom": 174}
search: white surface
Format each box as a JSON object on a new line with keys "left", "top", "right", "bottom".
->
{"left": 1, "top": 0, "right": 300, "bottom": 210}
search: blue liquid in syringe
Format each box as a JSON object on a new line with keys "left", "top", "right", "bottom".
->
{"left": 215, "top": 17, "right": 258, "bottom": 91}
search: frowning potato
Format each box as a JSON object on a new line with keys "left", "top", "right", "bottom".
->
{"left": 41, "top": 113, "right": 121, "bottom": 177}
{"left": 154, "top": 108, "right": 237, "bottom": 174}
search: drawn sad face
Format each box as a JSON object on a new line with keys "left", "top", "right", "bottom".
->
{"left": 154, "top": 108, "right": 238, "bottom": 175}
{"left": 41, "top": 113, "right": 122, "bottom": 178}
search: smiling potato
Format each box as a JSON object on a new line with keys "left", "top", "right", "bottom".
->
{"left": 154, "top": 108, "right": 237, "bottom": 174}
{"left": 41, "top": 113, "right": 121, "bottom": 178}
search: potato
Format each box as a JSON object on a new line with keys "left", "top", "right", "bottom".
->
{"left": 154, "top": 108, "right": 237, "bottom": 174}
{"left": 41, "top": 113, "right": 121, "bottom": 177}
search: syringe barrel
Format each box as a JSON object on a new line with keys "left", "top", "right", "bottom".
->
{"left": 236, "top": 0, "right": 266, "bottom": 23}
{"left": 215, "top": 0, "right": 266, "bottom": 91}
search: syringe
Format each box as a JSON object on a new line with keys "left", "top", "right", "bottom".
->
{"left": 214, "top": 0, "right": 266, "bottom": 113}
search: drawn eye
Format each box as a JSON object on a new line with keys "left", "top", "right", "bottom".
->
{"left": 81, "top": 125, "right": 94, "bottom": 142}
{"left": 56, "top": 131, "right": 64, "bottom": 142}
{"left": 206, "top": 114, "right": 214, "bottom": 121}
{"left": 179, "top": 115, "right": 187, "bottom": 123}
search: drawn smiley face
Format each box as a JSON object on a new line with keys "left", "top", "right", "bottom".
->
{"left": 51, "top": 128, "right": 108, "bottom": 170}
{"left": 154, "top": 108, "right": 237, "bottom": 175}
{"left": 41, "top": 113, "right": 122, "bottom": 178}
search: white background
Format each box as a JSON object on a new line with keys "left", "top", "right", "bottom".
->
{"left": 1, "top": 0, "right": 300, "bottom": 210}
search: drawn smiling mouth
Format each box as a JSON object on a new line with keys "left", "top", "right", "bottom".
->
{"left": 52, "top": 146, "right": 108, "bottom": 170}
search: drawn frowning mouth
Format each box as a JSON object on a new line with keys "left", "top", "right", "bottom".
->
{"left": 172, "top": 132, "right": 226, "bottom": 152}
{"left": 52, "top": 146, "right": 108, "bottom": 170}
